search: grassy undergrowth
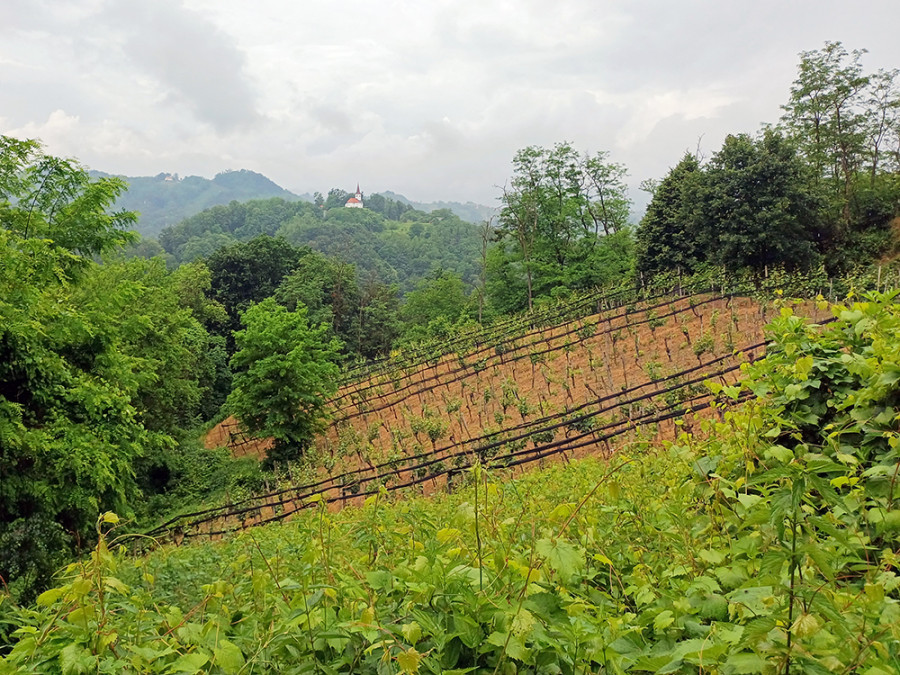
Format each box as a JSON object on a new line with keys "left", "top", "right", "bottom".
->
{"left": 133, "top": 437, "right": 265, "bottom": 533}
{"left": 2, "top": 293, "right": 899, "bottom": 673}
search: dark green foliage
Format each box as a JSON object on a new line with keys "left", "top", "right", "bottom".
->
{"left": 227, "top": 298, "right": 342, "bottom": 464}
{"left": 359, "top": 191, "right": 413, "bottom": 220}
{"left": 324, "top": 187, "right": 351, "bottom": 210}
{"left": 695, "top": 130, "right": 824, "bottom": 276}
{"left": 158, "top": 197, "right": 315, "bottom": 262}
{"left": 781, "top": 41, "right": 900, "bottom": 269}
{"left": 0, "top": 516, "right": 70, "bottom": 608}
{"left": 635, "top": 153, "right": 702, "bottom": 277}
{"left": 274, "top": 252, "right": 400, "bottom": 359}
{"left": 205, "top": 235, "right": 308, "bottom": 353}
{"left": 136, "top": 435, "right": 264, "bottom": 528}
{"left": 493, "top": 142, "right": 634, "bottom": 311}
{"left": 158, "top": 196, "right": 486, "bottom": 294}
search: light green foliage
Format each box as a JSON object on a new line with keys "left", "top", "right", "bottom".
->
{"left": 227, "top": 298, "right": 342, "bottom": 464}
{"left": 494, "top": 142, "right": 634, "bottom": 312}
{"left": 6, "top": 293, "right": 899, "bottom": 671}
{"left": 0, "top": 136, "right": 136, "bottom": 261}
{"left": 76, "top": 258, "right": 220, "bottom": 432}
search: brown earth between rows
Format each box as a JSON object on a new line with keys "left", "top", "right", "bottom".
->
{"left": 201, "top": 295, "right": 830, "bottom": 518}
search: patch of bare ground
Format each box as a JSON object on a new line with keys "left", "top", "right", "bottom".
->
{"left": 180, "top": 293, "right": 828, "bottom": 541}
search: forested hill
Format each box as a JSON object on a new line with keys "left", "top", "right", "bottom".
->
{"left": 90, "top": 169, "right": 303, "bottom": 238}
{"left": 94, "top": 167, "right": 497, "bottom": 237}
{"left": 156, "top": 198, "right": 486, "bottom": 293}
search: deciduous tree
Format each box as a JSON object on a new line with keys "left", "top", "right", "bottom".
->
{"left": 226, "top": 299, "right": 342, "bottom": 464}
{"left": 635, "top": 153, "right": 702, "bottom": 278}
{"left": 695, "top": 130, "right": 823, "bottom": 278}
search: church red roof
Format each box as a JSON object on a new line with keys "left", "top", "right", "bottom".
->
{"left": 346, "top": 197, "right": 361, "bottom": 203}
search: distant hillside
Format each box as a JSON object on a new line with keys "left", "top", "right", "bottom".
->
{"left": 92, "top": 169, "right": 304, "bottom": 237}
{"left": 156, "top": 197, "right": 486, "bottom": 293}
{"left": 379, "top": 191, "right": 497, "bottom": 224}
{"left": 95, "top": 164, "right": 496, "bottom": 236}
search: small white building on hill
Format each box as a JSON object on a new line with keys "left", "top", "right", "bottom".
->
{"left": 345, "top": 184, "right": 363, "bottom": 208}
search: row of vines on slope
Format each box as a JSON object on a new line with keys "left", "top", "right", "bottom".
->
{"left": 165, "top": 288, "right": 832, "bottom": 541}
{"left": 5, "top": 293, "right": 899, "bottom": 673}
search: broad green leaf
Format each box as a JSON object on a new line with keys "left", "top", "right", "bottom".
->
{"left": 547, "top": 502, "right": 576, "bottom": 523}
{"left": 452, "top": 614, "right": 482, "bottom": 648}
{"left": 653, "top": 610, "right": 674, "bottom": 630}
{"left": 402, "top": 621, "right": 422, "bottom": 645}
{"left": 213, "top": 639, "right": 245, "bottom": 675}
{"left": 791, "top": 613, "right": 820, "bottom": 638}
{"left": 104, "top": 576, "right": 129, "bottom": 595}
{"left": 436, "top": 528, "right": 461, "bottom": 544}
{"left": 36, "top": 587, "right": 65, "bottom": 607}
{"left": 505, "top": 635, "right": 529, "bottom": 661}
{"left": 397, "top": 647, "right": 422, "bottom": 673}
{"left": 764, "top": 445, "right": 793, "bottom": 463}
{"left": 535, "top": 538, "right": 583, "bottom": 579}
{"left": 59, "top": 644, "right": 94, "bottom": 675}
{"left": 166, "top": 651, "right": 210, "bottom": 674}
{"left": 724, "top": 652, "right": 767, "bottom": 673}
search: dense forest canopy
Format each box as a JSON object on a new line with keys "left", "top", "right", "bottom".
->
{"left": 151, "top": 194, "right": 485, "bottom": 293}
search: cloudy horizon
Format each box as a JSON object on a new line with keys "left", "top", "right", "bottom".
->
{"left": 2, "top": 1, "right": 900, "bottom": 208}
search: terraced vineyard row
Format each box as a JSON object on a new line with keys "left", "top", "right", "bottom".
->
{"left": 138, "top": 287, "right": 831, "bottom": 544}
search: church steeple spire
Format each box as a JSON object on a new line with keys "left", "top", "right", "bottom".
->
{"left": 345, "top": 182, "right": 364, "bottom": 208}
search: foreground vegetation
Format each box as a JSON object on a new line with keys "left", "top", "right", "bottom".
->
{"left": 2, "top": 293, "right": 898, "bottom": 672}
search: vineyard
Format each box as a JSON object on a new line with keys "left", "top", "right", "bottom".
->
{"left": 150, "top": 283, "right": 834, "bottom": 542}
{"left": 5, "top": 291, "right": 898, "bottom": 674}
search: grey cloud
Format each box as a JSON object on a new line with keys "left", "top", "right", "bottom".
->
{"left": 310, "top": 105, "right": 354, "bottom": 136}
{"left": 101, "top": 0, "right": 258, "bottom": 132}
{"left": 4, "top": 0, "right": 900, "bottom": 207}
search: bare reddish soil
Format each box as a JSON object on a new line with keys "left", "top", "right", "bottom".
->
{"left": 170, "top": 294, "right": 831, "bottom": 540}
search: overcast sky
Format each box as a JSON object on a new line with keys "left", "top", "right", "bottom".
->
{"left": 2, "top": 1, "right": 900, "bottom": 208}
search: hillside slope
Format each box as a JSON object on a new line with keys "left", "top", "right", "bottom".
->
{"left": 4, "top": 293, "right": 897, "bottom": 674}
{"left": 379, "top": 190, "right": 497, "bottom": 224}
{"left": 185, "top": 288, "right": 830, "bottom": 538}
{"left": 91, "top": 169, "right": 303, "bottom": 237}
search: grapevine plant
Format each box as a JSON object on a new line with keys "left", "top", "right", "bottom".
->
{"left": 1, "top": 294, "right": 898, "bottom": 673}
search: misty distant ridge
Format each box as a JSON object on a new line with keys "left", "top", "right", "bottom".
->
{"left": 378, "top": 191, "right": 497, "bottom": 225}
{"left": 90, "top": 168, "right": 495, "bottom": 238}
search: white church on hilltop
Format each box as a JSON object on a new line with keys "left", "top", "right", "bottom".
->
{"left": 344, "top": 184, "right": 363, "bottom": 208}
